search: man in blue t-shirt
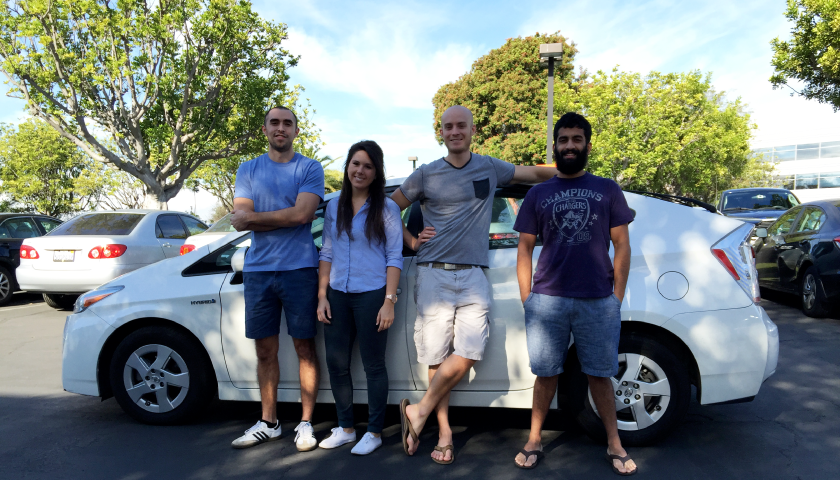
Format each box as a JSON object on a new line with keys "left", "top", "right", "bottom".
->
{"left": 228, "top": 106, "right": 325, "bottom": 451}
{"left": 513, "top": 113, "right": 637, "bottom": 475}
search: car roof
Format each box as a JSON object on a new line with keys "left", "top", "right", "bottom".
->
{"left": 0, "top": 213, "right": 60, "bottom": 220}
{"left": 721, "top": 188, "right": 792, "bottom": 194}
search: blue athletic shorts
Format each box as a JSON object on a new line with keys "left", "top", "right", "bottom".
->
{"left": 244, "top": 269, "right": 318, "bottom": 340}
{"left": 523, "top": 293, "right": 621, "bottom": 378}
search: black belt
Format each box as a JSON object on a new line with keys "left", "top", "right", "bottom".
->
{"left": 418, "top": 262, "right": 481, "bottom": 271}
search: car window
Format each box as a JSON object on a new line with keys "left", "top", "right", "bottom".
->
{"left": 182, "top": 234, "right": 252, "bottom": 276}
{"left": 156, "top": 215, "right": 188, "bottom": 239}
{"left": 180, "top": 215, "right": 209, "bottom": 236}
{"left": 36, "top": 218, "right": 61, "bottom": 234}
{"left": 722, "top": 191, "right": 796, "bottom": 211}
{"left": 205, "top": 213, "right": 236, "bottom": 233}
{"left": 793, "top": 207, "right": 826, "bottom": 233}
{"left": 311, "top": 207, "right": 326, "bottom": 249}
{"left": 490, "top": 195, "right": 525, "bottom": 249}
{"left": 50, "top": 213, "right": 144, "bottom": 236}
{"left": 0, "top": 217, "right": 40, "bottom": 239}
{"left": 768, "top": 207, "right": 802, "bottom": 236}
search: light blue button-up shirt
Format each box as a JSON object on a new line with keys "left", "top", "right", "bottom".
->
{"left": 319, "top": 197, "right": 404, "bottom": 293}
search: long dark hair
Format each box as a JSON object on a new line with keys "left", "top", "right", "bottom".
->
{"left": 335, "top": 140, "right": 387, "bottom": 245}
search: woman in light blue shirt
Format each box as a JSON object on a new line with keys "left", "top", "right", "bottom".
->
{"left": 316, "top": 140, "right": 403, "bottom": 455}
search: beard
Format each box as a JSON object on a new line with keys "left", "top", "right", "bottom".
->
{"left": 554, "top": 145, "right": 588, "bottom": 175}
{"left": 268, "top": 136, "right": 293, "bottom": 153}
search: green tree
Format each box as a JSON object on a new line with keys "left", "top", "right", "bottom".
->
{"left": 0, "top": 0, "right": 301, "bottom": 208}
{"left": 770, "top": 0, "right": 840, "bottom": 111}
{"left": 572, "top": 69, "right": 757, "bottom": 202}
{"left": 0, "top": 118, "right": 103, "bottom": 216}
{"left": 433, "top": 32, "right": 578, "bottom": 165}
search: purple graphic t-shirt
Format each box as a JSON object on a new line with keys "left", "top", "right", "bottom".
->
{"left": 513, "top": 173, "right": 633, "bottom": 298}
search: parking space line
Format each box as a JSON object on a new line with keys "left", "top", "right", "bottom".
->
{"left": 1, "top": 303, "right": 47, "bottom": 312}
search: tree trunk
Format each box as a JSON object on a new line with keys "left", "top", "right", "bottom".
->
{"left": 143, "top": 196, "right": 168, "bottom": 210}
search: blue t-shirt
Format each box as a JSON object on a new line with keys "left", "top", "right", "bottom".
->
{"left": 513, "top": 173, "right": 633, "bottom": 298}
{"left": 234, "top": 152, "right": 325, "bottom": 272}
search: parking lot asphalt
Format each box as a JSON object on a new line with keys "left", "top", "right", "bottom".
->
{"left": 0, "top": 291, "right": 838, "bottom": 480}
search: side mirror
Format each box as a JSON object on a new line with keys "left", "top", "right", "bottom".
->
{"left": 231, "top": 247, "right": 248, "bottom": 273}
{"left": 755, "top": 227, "right": 768, "bottom": 239}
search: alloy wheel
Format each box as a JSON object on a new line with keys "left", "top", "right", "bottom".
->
{"left": 122, "top": 344, "right": 190, "bottom": 414}
{"left": 0, "top": 272, "right": 10, "bottom": 300}
{"left": 802, "top": 274, "right": 816, "bottom": 311}
{"left": 588, "top": 353, "right": 671, "bottom": 431}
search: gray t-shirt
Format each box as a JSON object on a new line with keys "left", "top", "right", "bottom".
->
{"left": 398, "top": 153, "right": 516, "bottom": 267}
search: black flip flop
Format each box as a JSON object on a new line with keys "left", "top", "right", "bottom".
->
{"left": 515, "top": 448, "right": 544, "bottom": 469}
{"left": 605, "top": 453, "right": 638, "bottom": 476}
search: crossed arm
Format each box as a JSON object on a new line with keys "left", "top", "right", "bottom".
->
{"left": 230, "top": 193, "right": 321, "bottom": 232}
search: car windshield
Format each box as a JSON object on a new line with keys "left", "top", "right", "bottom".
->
{"left": 721, "top": 191, "right": 798, "bottom": 211}
{"left": 205, "top": 213, "right": 235, "bottom": 233}
{"left": 48, "top": 213, "right": 144, "bottom": 236}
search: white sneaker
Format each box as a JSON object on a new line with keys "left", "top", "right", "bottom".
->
{"left": 294, "top": 421, "right": 318, "bottom": 451}
{"left": 351, "top": 432, "right": 382, "bottom": 455}
{"left": 231, "top": 420, "right": 281, "bottom": 449}
{"left": 318, "top": 427, "right": 356, "bottom": 449}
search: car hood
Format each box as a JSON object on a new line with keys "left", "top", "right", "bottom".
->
{"left": 721, "top": 209, "right": 788, "bottom": 223}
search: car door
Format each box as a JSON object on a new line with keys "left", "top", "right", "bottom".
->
{"left": 155, "top": 214, "right": 189, "bottom": 258}
{"left": 756, "top": 207, "right": 803, "bottom": 290}
{"left": 780, "top": 207, "right": 827, "bottom": 290}
{"left": 220, "top": 200, "right": 415, "bottom": 393}
{"left": 403, "top": 186, "right": 539, "bottom": 392}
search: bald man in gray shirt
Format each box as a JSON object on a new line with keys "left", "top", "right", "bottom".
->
{"left": 392, "top": 106, "right": 557, "bottom": 464}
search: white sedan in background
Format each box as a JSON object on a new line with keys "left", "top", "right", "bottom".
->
{"left": 179, "top": 213, "right": 238, "bottom": 255}
{"left": 17, "top": 210, "right": 208, "bottom": 309}
{"left": 60, "top": 181, "right": 778, "bottom": 446}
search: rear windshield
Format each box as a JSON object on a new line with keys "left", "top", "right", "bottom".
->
{"left": 721, "top": 191, "right": 799, "bottom": 211}
{"left": 48, "top": 213, "right": 144, "bottom": 236}
{"left": 205, "top": 213, "right": 236, "bottom": 233}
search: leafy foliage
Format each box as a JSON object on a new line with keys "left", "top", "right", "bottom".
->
{"left": 0, "top": 118, "right": 103, "bottom": 216}
{"left": 0, "top": 0, "right": 301, "bottom": 206}
{"left": 771, "top": 0, "right": 840, "bottom": 111}
{"left": 433, "top": 34, "right": 759, "bottom": 202}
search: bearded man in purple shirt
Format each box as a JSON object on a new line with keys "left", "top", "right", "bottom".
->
{"left": 513, "top": 112, "right": 637, "bottom": 475}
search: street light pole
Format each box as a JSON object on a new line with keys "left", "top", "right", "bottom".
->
{"left": 539, "top": 43, "right": 564, "bottom": 164}
{"left": 408, "top": 156, "right": 418, "bottom": 172}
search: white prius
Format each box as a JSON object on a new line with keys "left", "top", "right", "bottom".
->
{"left": 60, "top": 180, "right": 779, "bottom": 446}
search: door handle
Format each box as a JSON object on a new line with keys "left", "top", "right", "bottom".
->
{"left": 162, "top": 243, "right": 171, "bottom": 247}
{"left": 396, "top": 288, "right": 402, "bottom": 295}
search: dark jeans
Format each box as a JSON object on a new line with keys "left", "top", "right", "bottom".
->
{"left": 324, "top": 286, "right": 389, "bottom": 433}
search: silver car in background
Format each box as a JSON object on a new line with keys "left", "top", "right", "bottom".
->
{"left": 17, "top": 210, "right": 208, "bottom": 309}
{"left": 180, "top": 212, "right": 238, "bottom": 255}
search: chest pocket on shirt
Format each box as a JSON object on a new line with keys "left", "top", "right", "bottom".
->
{"left": 473, "top": 178, "right": 490, "bottom": 200}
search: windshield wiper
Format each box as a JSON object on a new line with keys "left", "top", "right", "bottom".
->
{"left": 722, "top": 207, "right": 753, "bottom": 211}
{"left": 625, "top": 190, "right": 717, "bottom": 213}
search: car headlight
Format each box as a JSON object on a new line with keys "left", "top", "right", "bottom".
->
{"left": 74, "top": 286, "right": 125, "bottom": 314}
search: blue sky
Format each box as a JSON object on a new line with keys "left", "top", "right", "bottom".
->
{"left": 2, "top": 0, "right": 838, "bottom": 218}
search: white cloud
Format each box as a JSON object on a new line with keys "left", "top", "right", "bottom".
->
{"left": 282, "top": 13, "right": 476, "bottom": 109}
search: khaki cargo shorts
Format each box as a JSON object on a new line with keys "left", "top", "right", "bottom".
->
{"left": 413, "top": 264, "right": 490, "bottom": 365}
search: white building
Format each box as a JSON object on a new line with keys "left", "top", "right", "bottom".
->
{"left": 754, "top": 140, "right": 840, "bottom": 203}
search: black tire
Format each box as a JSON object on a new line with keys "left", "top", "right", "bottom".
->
{"left": 574, "top": 333, "right": 691, "bottom": 447}
{"left": 0, "top": 266, "right": 14, "bottom": 307}
{"left": 109, "top": 326, "right": 215, "bottom": 425}
{"left": 801, "top": 265, "right": 829, "bottom": 318}
{"left": 43, "top": 293, "right": 78, "bottom": 310}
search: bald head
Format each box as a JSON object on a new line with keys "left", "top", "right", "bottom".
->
{"left": 441, "top": 105, "right": 474, "bottom": 127}
{"left": 440, "top": 105, "right": 476, "bottom": 156}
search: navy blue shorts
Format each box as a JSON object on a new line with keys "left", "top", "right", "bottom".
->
{"left": 523, "top": 293, "right": 621, "bottom": 378}
{"left": 244, "top": 269, "right": 318, "bottom": 340}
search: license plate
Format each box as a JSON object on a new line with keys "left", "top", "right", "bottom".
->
{"left": 53, "top": 250, "right": 75, "bottom": 262}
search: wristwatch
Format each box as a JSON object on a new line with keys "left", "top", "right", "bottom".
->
{"left": 385, "top": 294, "right": 398, "bottom": 304}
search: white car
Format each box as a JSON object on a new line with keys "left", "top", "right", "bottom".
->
{"left": 17, "top": 210, "right": 208, "bottom": 309}
{"left": 180, "top": 213, "right": 239, "bottom": 255}
{"left": 60, "top": 181, "right": 779, "bottom": 446}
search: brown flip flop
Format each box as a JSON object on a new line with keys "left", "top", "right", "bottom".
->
{"left": 515, "top": 449, "right": 544, "bottom": 469}
{"left": 399, "top": 399, "right": 419, "bottom": 456}
{"left": 432, "top": 444, "right": 455, "bottom": 465}
{"left": 605, "top": 452, "right": 638, "bottom": 476}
